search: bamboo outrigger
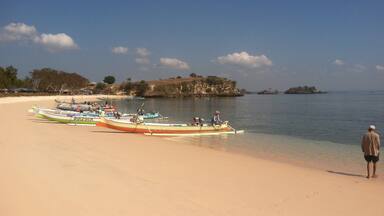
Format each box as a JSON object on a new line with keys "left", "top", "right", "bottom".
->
{"left": 96, "top": 117, "right": 238, "bottom": 135}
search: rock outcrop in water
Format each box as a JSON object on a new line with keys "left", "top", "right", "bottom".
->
{"left": 122, "top": 76, "right": 243, "bottom": 97}
{"left": 284, "top": 86, "right": 326, "bottom": 94}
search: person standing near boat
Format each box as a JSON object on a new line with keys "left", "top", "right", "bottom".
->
{"left": 137, "top": 108, "right": 145, "bottom": 115}
{"left": 361, "top": 125, "right": 380, "bottom": 178}
{"left": 211, "top": 111, "right": 222, "bottom": 125}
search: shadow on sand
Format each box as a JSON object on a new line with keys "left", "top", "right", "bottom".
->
{"left": 327, "top": 170, "right": 365, "bottom": 178}
{"left": 91, "top": 130, "right": 128, "bottom": 134}
{"left": 29, "top": 119, "right": 62, "bottom": 124}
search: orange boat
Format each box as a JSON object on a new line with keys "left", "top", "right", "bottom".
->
{"left": 96, "top": 117, "right": 233, "bottom": 134}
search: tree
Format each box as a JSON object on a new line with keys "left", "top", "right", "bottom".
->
{"left": 0, "top": 66, "right": 18, "bottom": 88}
{"left": 0, "top": 67, "right": 7, "bottom": 88}
{"left": 189, "top": 73, "right": 197, "bottom": 78}
{"left": 103, "top": 75, "right": 116, "bottom": 84}
{"left": 21, "top": 76, "right": 33, "bottom": 88}
{"left": 30, "top": 68, "right": 89, "bottom": 92}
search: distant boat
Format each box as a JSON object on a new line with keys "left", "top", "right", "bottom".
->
{"left": 125, "top": 96, "right": 145, "bottom": 100}
{"left": 257, "top": 89, "right": 279, "bottom": 95}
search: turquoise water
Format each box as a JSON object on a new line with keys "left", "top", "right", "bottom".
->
{"left": 112, "top": 91, "right": 384, "bottom": 174}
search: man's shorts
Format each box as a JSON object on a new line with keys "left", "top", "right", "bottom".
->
{"left": 364, "top": 155, "right": 379, "bottom": 163}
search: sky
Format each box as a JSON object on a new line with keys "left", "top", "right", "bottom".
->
{"left": 0, "top": 0, "right": 383, "bottom": 91}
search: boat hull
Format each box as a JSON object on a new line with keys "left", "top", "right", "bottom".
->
{"left": 38, "top": 110, "right": 98, "bottom": 125}
{"left": 96, "top": 118, "right": 232, "bottom": 134}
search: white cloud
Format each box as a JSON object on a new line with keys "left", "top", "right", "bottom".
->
{"left": 135, "top": 58, "right": 150, "bottom": 64}
{"left": 4, "top": 23, "right": 37, "bottom": 35}
{"left": 0, "top": 22, "right": 78, "bottom": 52}
{"left": 135, "top": 48, "right": 151, "bottom": 65}
{"left": 217, "top": 51, "right": 272, "bottom": 68}
{"left": 111, "top": 46, "right": 128, "bottom": 54}
{"left": 376, "top": 65, "right": 384, "bottom": 71}
{"left": 333, "top": 59, "right": 344, "bottom": 66}
{"left": 0, "top": 22, "right": 37, "bottom": 41}
{"left": 160, "top": 57, "right": 190, "bottom": 70}
{"left": 136, "top": 48, "right": 150, "bottom": 57}
{"left": 34, "top": 33, "right": 78, "bottom": 51}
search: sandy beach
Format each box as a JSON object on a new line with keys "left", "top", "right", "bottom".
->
{"left": 0, "top": 96, "right": 383, "bottom": 216}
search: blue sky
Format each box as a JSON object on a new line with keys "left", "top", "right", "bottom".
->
{"left": 0, "top": 0, "right": 383, "bottom": 90}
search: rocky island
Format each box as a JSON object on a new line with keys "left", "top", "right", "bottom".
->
{"left": 284, "top": 86, "right": 326, "bottom": 94}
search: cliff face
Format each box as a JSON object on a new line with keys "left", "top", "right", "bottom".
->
{"left": 144, "top": 76, "right": 243, "bottom": 97}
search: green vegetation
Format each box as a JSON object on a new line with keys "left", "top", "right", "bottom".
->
{"left": 30, "top": 68, "right": 89, "bottom": 92}
{"left": 103, "top": 75, "right": 116, "bottom": 84}
{"left": 0, "top": 66, "right": 31, "bottom": 89}
{"left": 120, "top": 79, "right": 149, "bottom": 96}
{"left": 95, "top": 82, "right": 106, "bottom": 91}
{"left": 205, "top": 76, "right": 225, "bottom": 85}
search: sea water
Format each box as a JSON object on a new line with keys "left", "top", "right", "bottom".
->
{"left": 112, "top": 91, "right": 384, "bottom": 175}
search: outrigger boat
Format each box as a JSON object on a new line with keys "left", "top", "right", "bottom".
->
{"left": 30, "top": 106, "right": 81, "bottom": 114}
{"left": 96, "top": 117, "right": 242, "bottom": 136}
{"left": 34, "top": 107, "right": 166, "bottom": 125}
{"left": 37, "top": 110, "right": 101, "bottom": 125}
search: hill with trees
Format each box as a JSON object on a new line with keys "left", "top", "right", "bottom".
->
{"left": 120, "top": 74, "right": 243, "bottom": 97}
{"left": 1, "top": 66, "right": 244, "bottom": 97}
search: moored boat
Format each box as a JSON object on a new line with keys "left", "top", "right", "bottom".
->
{"left": 37, "top": 110, "right": 99, "bottom": 125}
{"left": 57, "top": 103, "right": 94, "bottom": 112}
{"left": 96, "top": 117, "right": 233, "bottom": 134}
{"left": 35, "top": 108, "right": 165, "bottom": 125}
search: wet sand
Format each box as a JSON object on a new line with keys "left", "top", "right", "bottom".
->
{"left": 0, "top": 96, "right": 383, "bottom": 216}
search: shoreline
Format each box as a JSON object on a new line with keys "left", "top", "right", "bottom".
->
{"left": 172, "top": 132, "right": 384, "bottom": 179}
{"left": 1, "top": 96, "right": 383, "bottom": 215}
{"left": 0, "top": 94, "right": 128, "bottom": 104}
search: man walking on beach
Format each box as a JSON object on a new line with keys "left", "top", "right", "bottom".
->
{"left": 361, "top": 125, "right": 380, "bottom": 178}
